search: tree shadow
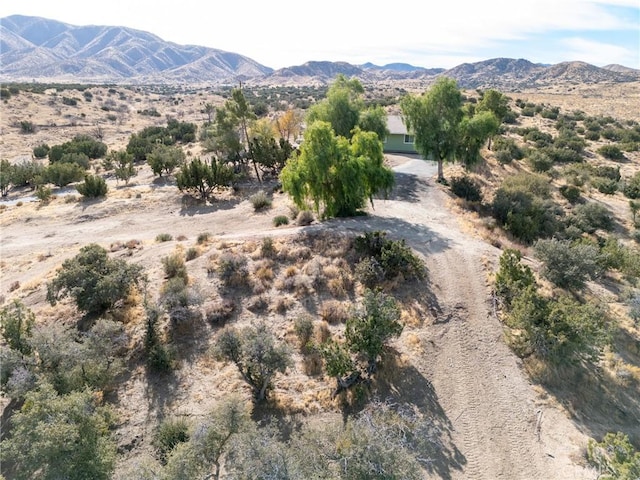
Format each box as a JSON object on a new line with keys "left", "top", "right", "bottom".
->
{"left": 383, "top": 171, "right": 432, "bottom": 203}
{"left": 178, "top": 195, "right": 242, "bottom": 216}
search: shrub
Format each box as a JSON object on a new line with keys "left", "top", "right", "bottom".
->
{"left": 153, "top": 418, "right": 190, "bottom": 462}
{"left": 584, "top": 130, "right": 600, "bottom": 141}
{"left": 32, "top": 143, "right": 50, "bottom": 159}
{"left": 20, "top": 120, "right": 35, "bottom": 134}
{"left": 185, "top": 247, "right": 200, "bottom": 261}
{"left": 44, "top": 162, "right": 85, "bottom": 187}
{"left": 273, "top": 215, "right": 289, "bottom": 227}
{"left": 76, "top": 175, "right": 108, "bottom": 198}
{"left": 196, "top": 232, "right": 211, "bottom": 244}
{"left": 560, "top": 185, "right": 581, "bottom": 203}
{"left": 594, "top": 165, "right": 621, "bottom": 182}
{"left": 533, "top": 238, "right": 602, "bottom": 289}
{"left": 156, "top": 233, "right": 173, "bottom": 242}
{"left": 571, "top": 202, "right": 613, "bottom": 233}
{"left": 587, "top": 432, "right": 640, "bottom": 480}
{"left": 162, "top": 252, "right": 188, "bottom": 280}
{"left": 249, "top": 190, "right": 272, "bottom": 211}
{"left": 494, "top": 249, "right": 535, "bottom": 309}
{"left": 35, "top": 185, "right": 52, "bottom": 203}
{"left": 597, "top": 145, "right": 625, "bottom": 160}
{"left": 354, "top": 231, "right": 425, "bottom": 282}
{"left": 293, "top": 315, "right": 314, "bottom": 349}
{"left": 0, "top": 300, "right": 34, "bottom": 355}
{"left": 296, "top": 210, "right": 314, "bottom": 225}
{"left": 354, "top": 256, "right": 385, "bottom": 289}
{"left": 145, "top": 306, "right": 172, "bottom": 373}
{"left": 449, "top": 175, "right": 482, "bottom": 202}
{"left": 590, "top": 177, "right": 618, "bottom": 195}
{"left": 260, "top": 237, "right": 276, "bottom": 258}
{"left": 46, "top": 243, "right": 143, "bottom": 314}
{"left": 623, "top": 172, "right": 640, "bottom": 199}
{"left": 493, "top": 136, "right": 524, "bottom": 163}
{"left": 206, "top": 299, "right": 236, "bottom": 324}
{"left": 527, "top": 150, "right": 553, "bottom": 172}
{"left": 217, "top": 253, "right": 249, "bottom": 287}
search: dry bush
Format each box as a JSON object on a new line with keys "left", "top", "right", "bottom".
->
{"left": 314, "top": 321, "right": 331, "bottom": 344}
{"left": 296, "top": 210, "right": 314, "bottom": 226}
{"left": 217, "top": 252, "right": 249, "bottom": 288}
{"left": 302, "top": 349, "right": 324, "bottom": 376}
{"left": 9, "top": 281, "right": 20, "bottom": 292}
{"left": 205, "top": 299, "right": 235, "bottom": 325}
{"left": 273, "top": 295, "right": 294, "bottom": 314}
{"left": 185, "top": 246, "right": 200, "bottom": 261}
{"left": 176, "top": 235, "right": 188, "bottom": 241}
{"left": 320, "top": 300, "right": 350, "bottom": 324}
{"left": 277, "top": 244, "right": 312, "bottom": 263}
{"left": 247, "top": 295, "right": 269, "bottom": 313}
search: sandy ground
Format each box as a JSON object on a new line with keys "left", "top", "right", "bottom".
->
{"left": 0, "top": 154, "right": 596, "bottom": 479}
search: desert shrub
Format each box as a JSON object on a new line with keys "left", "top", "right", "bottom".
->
{"left": 156, "top": 233, "right": 173, "bottom": 243}
{"left": 147, "top": 144, "right": 186, "bottom": 177}
{"left": 560, "top": 185, "right": 581, "bottom": 203}
{"left": 594, "top": 165, "right": 621, "bottom": 182}
{"left": 296, "top": 209, "right": 314, "bottom": 225}
{"left": 587, "top": 432, "right": 640, "bottom": 480}
{"left": 20, "top": 120, "right": 35, "bottom": 133}
{"left": 524, "top": 128, "right": 553, "bottom": 148}
{"left": 206, "top": 299, "right": 236, "bottom": 324}
{"left": 597, "top": 145, "right": 625, "bottom": 160}
{"left": 144, "top": 306, "right": 172, "bottom": 373}
{"left": 320, "top": 300, "right": 350, "bottom": 324}
{"left": 32, "top": 143, "right": 50, "bottom": 159}
{"left": 493, "top": 136, "right": 524, "bottom": 164}
{"left": 197, "top": 232, "right": 211, "bottom": 244}
{"left": 217, "top": 252, "right": 249, "bottom": 287}
{"left": 533, "top": 238, "right": 602, "bottom": 289}
{"left": 44, "top": 162, "right": 85, "bottom": 187}
{"left": 273, "top": 215, "right": 289, "bottom": 227}
{"left": 494, "top": 249, "right": 535, "bottom": 309}
{"left": 214, "top": 323, "right": 292, "bottom": 401}
{"left": 294, "top": 315, "right": 314, "bottom": 350}
{"left": 162, "top": 252, "right": 188, "bottom": 280}
{"left": 628, "top": 295, "right": 640, "bottom": 323}
{"left": 0, "top": 383, "right": 117, "bottom": 480}
{"left": 76, "top": 174, "right": 108, "bottom": 198}
{"left": 590, "top": 177, "right": 618, "bottom": 195}
{"left": 249, "top": 190, "right": 272, "bottom": 211}
{"left": 35, "top": 185, "right": 52, "bottom": 203}
{"left": 571, "top": 202, "right": 613, "bottom": 233}
{"left": 47, "top": 243, "right": 143, "bottom": 314}
{"left": 260, "top": 237, "right": 276, "bottom": 258}
{"left": 542, "top": 146, "right": 583, "bottom": 163}
{"left": 153, "top": 418, "right": 190, "bottom": 463}
{"left": 354, "top": 231, "right": 425, "bottom": 283}
{"left": 160, "top": 277, "right": 202, "bottom": 327}
{"left": 540, "top": 107, "right": 559, "bottom": 119}
{"left": 185, "top": 247, "right": 200, "bottom": 261}
{"left": 354, "top": 256, "right": 385, "bottom": 289}
{"left": 449, "top": 175, "right": 482, "bottom": 202}
{"left": 623, "top": 172, "right": 640, "bottom": 199}
{"left": 527, "top": 150, "right": 553, "bottom": 172}
{"left": 584, "top": 130, "right": 600, "bottom": 141}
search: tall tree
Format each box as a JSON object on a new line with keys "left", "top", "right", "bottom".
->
{"left": 456, "top": 110, "right": 500, "bottom": 168}
{"left": 307, "top": 74, "right": 365, "bottom": 138}
{"left": 358, "top": 105, "right": 390, "bottom": 141}
{"left": 280, "top": 122, "right": 394, "bottom": 219}
{"left": 274, "top": 108, "right": 303, "bottom": 142}
{"left": 227, "top": 86, "right": 260, "bottom": 181}
{"left": 401, "top": 77, "right": 463, "bottom": 182}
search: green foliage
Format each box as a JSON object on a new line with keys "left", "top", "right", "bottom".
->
{"left": 494, "top": 249, "right": 535, "bottom": 309}
{"left": 214, "top": 322, "right": 292, "bottom": 401}
{"left": 76, "top": 174, "right": 108, "bottom": 198}
{"left": 46, "top": 243, "right": 143, "bottom": 314}
{"left": 109, "top": 150, "right": 136, "bottom": 184}
{"left": 293, "top": 315, "right": 314, "bottom": 349}
{"left": 358, "top": 104, "right": 390, "bottom": 141}
{"left": 354, "top": 231, "right": 426, "bottom": 284}
{"left": 44, "top": 161, "right": 85, "bottom": 187}
{"left": 401, "top": 77, "right": 463, "bottom": 181}
{"left": 533, "top": 238, "right": 602, "bottom": 289}
{"left": 456, "top": 110, "right": 500, "bottom": 167}
{"left": 0, "top": 159, "right": 11, "bottom": 196}
{"left": 345, "top": 289, "right": 403, "bottom": 373}
{"left": 623, "top": 172, "right": 640, "bottom": 199}
{"left": 597, "top": 144, "right": 625, "bottom": 160}
{"left": 156, "top": 233, "right": 173, "bottom": 242}
{"left": 477, "top": 89, "right": 510, "bottom": 121}
{"left": 153, "top": 417, "right": 190, "bottom": 462}
{"left": 0, "top": 383, "right": 117, "bottom": 480}
{"left": 35, "top": 185, "right": 52, "bottom": 203}
{"left": 570, "top": 201, "right": 614, "bottom": 233}
{"left": 449, "top": 175, "right": 482, "bottom": 202}
{"left": 307, "top": 74, "right": 365, "bottom": 138}
{"left": 280, "top": 122, "right": 394, "bottom": 219}
{"left": 591, "top": 177, "right": 618, "bottom": 195}
{"left": 176, "top": 156, "right": 235, "bottom": 200}
{"left": 527, "top": 150, "right": 553, "bottom": 172}
{"left": 492, "top": 136, "right": 524, "bottom": 163}
{"left": 162, "top": 252, "right": 188, "bottom": 281}
{"left": 32, "top": 143, "right": 50, "bottom": 159}
{"left": 20, "top": 120, "right": 35, "bottom": 133}
{"left": 273, "top": 214, "right": 289, "bottom": 227}
{"left": 587, "top": 432, "right": 640, "bottom": 480}
{"left": 560, "top": 185, "right": 581, "bottom": 203}
{"left": 49, "top": 135, "right": 107, "bottom": 162}
{"left": 147, "top": 144, "right": 185, "bottom": 177}
{"left": 0, "top": 300, "right": 34, "bottom": 355}
{"left": 144, "top": 306, "right": 172, "bottom": 373}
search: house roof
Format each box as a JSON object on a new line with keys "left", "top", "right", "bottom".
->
{"left": 387, "top": 115, "right": 409, "bottom": 135}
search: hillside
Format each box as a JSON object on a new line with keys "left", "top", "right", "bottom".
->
{"left": 0, "top": 82, "right": 639, "bottom": 478}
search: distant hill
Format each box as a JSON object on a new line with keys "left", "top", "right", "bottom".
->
{"left": 1, "top": 15, "right": 638, "bottom": 87}
{"left": 0, "top": 15, "right": 273, "bottom": 83}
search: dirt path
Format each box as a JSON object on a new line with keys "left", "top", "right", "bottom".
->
{"left": 0, "top": 157, "right": 596, "bottom": 479}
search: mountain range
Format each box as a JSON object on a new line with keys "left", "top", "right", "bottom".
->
{"left": 1, "top": 15, "right": 639, "bottom": 87}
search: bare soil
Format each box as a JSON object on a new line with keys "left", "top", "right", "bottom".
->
{"left": 0, "top": 153, "right": 596, "bottom": 479}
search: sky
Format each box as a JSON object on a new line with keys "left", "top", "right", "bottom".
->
{"left": 1, "top": 0, "right": 639, "bottom": 70}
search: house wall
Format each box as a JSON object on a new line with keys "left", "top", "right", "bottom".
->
{"left": 383, "top": 133, "right": 417, "bottom": 154}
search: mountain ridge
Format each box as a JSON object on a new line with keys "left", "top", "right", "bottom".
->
{"left": 1, "top": 15, "right": 639, "bottom": 87}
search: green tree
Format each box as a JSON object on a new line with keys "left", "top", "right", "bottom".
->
{"left": 147, "top": 144, "right": 186, "bottom": 177}
{"left": 587, "top": 432, "right": 640, "bottom": 480}
{"left": 109, "top": 150, "right": 136, "bottom": 185}
{"left": 358, "top": 105, "right": 389, "bottom": 141}
{"left": 533, "top": 238, "right": 602, "bottom": 290}
{"left": 44, "top": 162, "right": 85, "bottom": 187}
{"left": 307, "top": 74, "right": 365, "bottom": 138}
{"left": 214, "top": 322, "right": 292, "bottom": 401}
{"left": 280, "top": 122, "right": 394, "bottom": 218}
{"left": 494, "top": 248, "right": 535, "bottom": 309}
{"left": 0, "top": 300, "right": 34, "bottom": 355}
{"left": 0, "top": 159, "right": 13, "bottom": 196}
{"left": 401, "top": 77, "right": 463, "bottom": 182}
{"left": 47, "top": 243, "right": 143, "bottom": 314}
{"left": 346, "top": 289, "right": 403, "bottom": 373}
{"left": 176, "top": 156, "right": 235, "bottom": 201}
{"left": 76, "top": 174, "right": 108, "bottom": 198}
{"left": 227, "top": 86, "right": 260, "bottom": 181}
{"left": 456, "top": 110, "right": 500, "bottom": 167}
{"left": 0, "top": 382, "right": 117, "bottom": 480}
{"left": 477, "top": 89, "right": 510, "bottom": 123}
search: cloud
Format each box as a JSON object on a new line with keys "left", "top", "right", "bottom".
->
{"left": 560, "top": 37, "right": 639, "bottom": 66}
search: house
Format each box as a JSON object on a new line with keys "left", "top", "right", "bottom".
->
{"left": 383, "top": 115, "right": 418, "bottom": 154}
